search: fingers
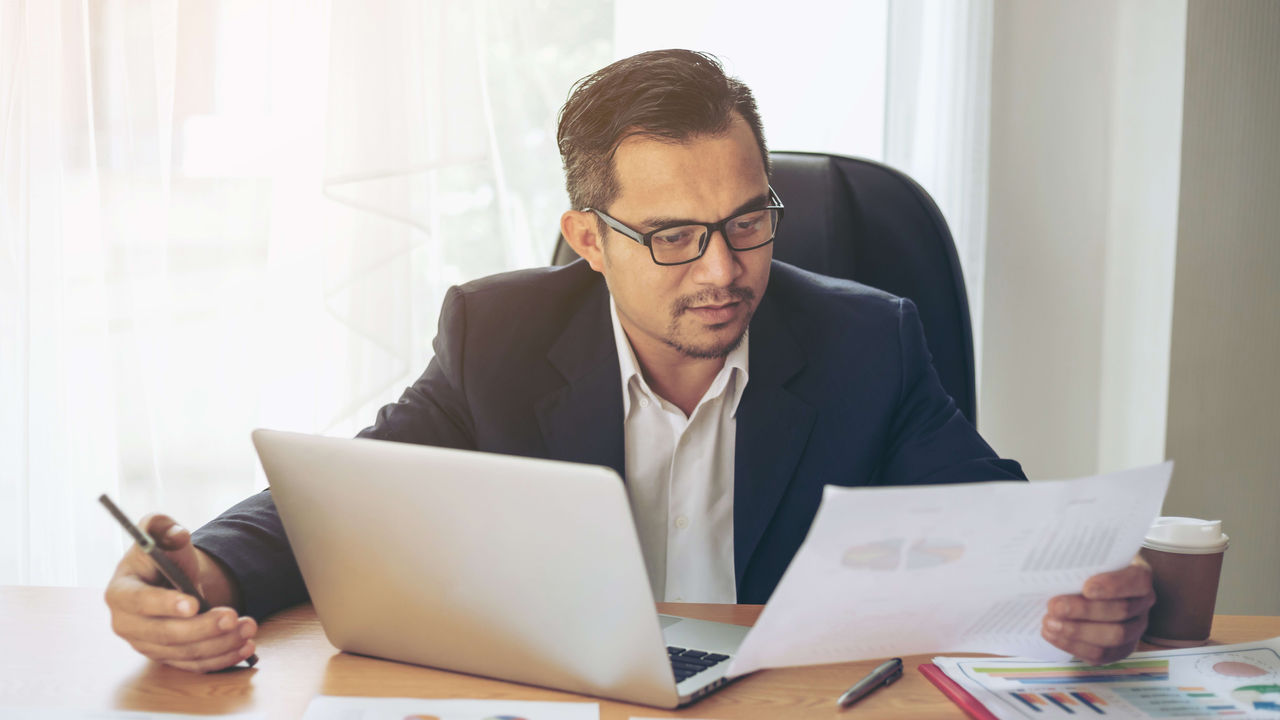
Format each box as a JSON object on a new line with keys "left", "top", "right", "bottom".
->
{"left": 113, "top": 601, "right": 258, "bottom": 673}
{"left": 105, "top": 520, "right": 257, "bottom": 674}
{"left": 161, "top": 640, "right": 256, "bottom": 674}
{"left": 1042, "top": 559, "right": 1157, "bottom": 665}
{"left": 1048, "top": 592, "right": 1156, "bottom": 623}
{"left": 105, "top": 571, "right": 200, "bottom": 619}
{"left": 130, "top": 515, "right": 203, "bottom": 595}
{"left": 1043, "top": 613, "right": 1148, "bottom": 666}
{"left": 113, "top": 602, "right": 240, "bottom": 645}
{"left": 127, "top": 619, "right": 257, "bottom": 672}
{"left": 1080, "top": 562, "right": 1153, "bottom": 600}
{"left": 140, "top": 513, "right": 191, "bottom": 552}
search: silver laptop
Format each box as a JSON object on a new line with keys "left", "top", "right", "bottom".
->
{"left": 252, "top": 429, "right": 750, "bottom": 708}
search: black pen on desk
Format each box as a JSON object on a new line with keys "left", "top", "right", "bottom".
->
{"left": 98, "top": 494, "right": 258, "bottom": 668}
{"left": 837, "top": 657, "right": 903, "bottom": 709}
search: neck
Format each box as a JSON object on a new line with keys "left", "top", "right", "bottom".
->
{"left": 633, "top": 345, "right": 726, "bottom": 417}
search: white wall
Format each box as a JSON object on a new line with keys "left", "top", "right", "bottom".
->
{"left": 1096, "top": 5, "right": 1186, "bottom": 475}
{"left": 985, "top": 1, "right": 1132, "bottom": 479}
{"left": 613, "top": 0, "right": 888, "bottom": 160}
{"left": 1162, "top": 0, "right": 1280, "bottom": 615}
{"left": 982, "top": 0, "right": 1186, "bottom": 479}
{"left": 983, "top": 0, "right": 1280, "bottom": 614}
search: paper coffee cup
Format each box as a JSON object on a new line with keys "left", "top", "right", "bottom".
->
{"left": 1140, "top": 517, "right": 1229, "bottom": 647}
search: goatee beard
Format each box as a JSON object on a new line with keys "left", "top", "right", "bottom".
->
{"left": 665, "top": 285, "right": 756, "bottom": 359}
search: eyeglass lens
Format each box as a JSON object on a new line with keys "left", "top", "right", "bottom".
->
{"left": 650, "top": 208, "right": 779, "bottom": 264}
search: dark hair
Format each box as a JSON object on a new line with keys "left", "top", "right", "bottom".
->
{"left": 556, "top": 49, "right": 770, "bottom": 213}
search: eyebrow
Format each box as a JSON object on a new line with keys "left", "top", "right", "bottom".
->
{"left": 639, "top": 191, "right": 772, "bottom": 231}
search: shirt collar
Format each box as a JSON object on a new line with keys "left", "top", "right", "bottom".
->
{"left": 609, "top": 296, "right": 750, "bottom": 418}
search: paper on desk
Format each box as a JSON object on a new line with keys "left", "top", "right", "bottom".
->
{"left": 726, "top": 462, "right": 1172, "bottom": 677}
{"left": 301, "top": 695, "right": 598, "bottom": 720}
{"left": 932, "top": 635, "right": 1280, "bottom": 719}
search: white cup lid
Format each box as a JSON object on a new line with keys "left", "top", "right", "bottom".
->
{"left": 1143, "top": 516, "right": 1229, "bottom": 554}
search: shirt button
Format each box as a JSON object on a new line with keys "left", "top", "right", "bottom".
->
{"left": 639, "top": 397, "right": 650, "bottom": 408}
{"left": 675, "top": 515, "right": 689, "bottom": 529}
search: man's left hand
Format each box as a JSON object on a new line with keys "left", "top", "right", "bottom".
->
{"left": 1042, "top": 556, "right": 1156, "bottom": 665}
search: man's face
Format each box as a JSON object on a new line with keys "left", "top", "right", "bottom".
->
{"left": 592, "top": 115, "right": 772, "bottom": 362}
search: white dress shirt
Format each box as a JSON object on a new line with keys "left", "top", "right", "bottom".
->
{"left": 610, "top": 297, "right": 747, "bottom": 603}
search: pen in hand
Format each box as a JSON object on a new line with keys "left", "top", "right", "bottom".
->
{"left": 837, "top": 657, "right": 903, "bottom": 709}
{"left": 99, "top": 494, "right": 259, "bottom": 668}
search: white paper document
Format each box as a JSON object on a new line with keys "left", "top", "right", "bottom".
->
{"left": 301, "top": 696, "right": 598, "bottom": 720}
{"left": 726, "top": 462, "right": 1173, "bottom": 676}
{"left": 933, "top": 635, "right": 1280, "bottom": 719}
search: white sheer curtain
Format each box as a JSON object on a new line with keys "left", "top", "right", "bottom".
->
{"left": 1, "top": 0, "right": 610, "bottom": 587}
{"left": 885, "top": 0, "right": 994, "bottom": 387}
{"left": 3, "top": 0, "right": 991, "bottom": 588}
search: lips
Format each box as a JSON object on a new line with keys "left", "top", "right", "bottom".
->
{"left": 687, "top": 301, "right": 741, "bottom": 324}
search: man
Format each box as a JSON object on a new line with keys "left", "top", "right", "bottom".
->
{"left": 105, "top": 49, "right": 1155, "bottom": 673}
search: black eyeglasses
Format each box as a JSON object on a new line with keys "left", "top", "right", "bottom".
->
{"left": 585, "top": 186, "right": 785, "bottom": 266}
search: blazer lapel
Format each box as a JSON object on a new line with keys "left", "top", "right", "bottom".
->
{"left": 734, "top": 293, "right": 815, "bottom": 588}
{"left": 534, "top": 279, "right": 627, "bottom": 479}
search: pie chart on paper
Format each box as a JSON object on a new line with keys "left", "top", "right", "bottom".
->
{"left": 905, "top": 538, "right": 966, "bottom": 569}
{"left": 841, "top": 538, "right": 904, "bottom": 570}
{"left": 842, "top": 538, "right": 965, "bottom": 571}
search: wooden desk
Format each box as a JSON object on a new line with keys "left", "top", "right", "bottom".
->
{"left": 4, "top": 587, "right": 1278, "bottom": 719}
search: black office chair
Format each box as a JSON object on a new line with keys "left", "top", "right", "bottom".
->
{"left": 550, "top": 151, "right": 978, "bottom": 425}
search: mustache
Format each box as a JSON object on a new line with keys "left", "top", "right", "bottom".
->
{"left": 672, "top": 286, "right": 756, "bottom": 315}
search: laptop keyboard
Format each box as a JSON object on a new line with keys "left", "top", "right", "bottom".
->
{"left": 667, "top": 646, "right": 731, "bottom": 683}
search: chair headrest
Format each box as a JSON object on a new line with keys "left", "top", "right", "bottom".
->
{"left": 769, "top": 154, "right": 858, "bottom": 281}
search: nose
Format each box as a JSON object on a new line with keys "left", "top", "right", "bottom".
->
{"left": 692, "top": 228, "right": 742, "bottom": 286}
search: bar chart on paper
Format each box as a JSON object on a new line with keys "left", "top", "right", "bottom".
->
{"left": 933, "top": 639, "right": 1280, "bottom": 718}
{"left": 973, "top": 659, "right": 1170, "bottom": 685}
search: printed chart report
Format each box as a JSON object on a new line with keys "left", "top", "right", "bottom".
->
{"left": 726, "top": 462, "right": 1173, "bottom": 676}
{"left": 933, "top": 636, "right": 1280, "bottom": 718}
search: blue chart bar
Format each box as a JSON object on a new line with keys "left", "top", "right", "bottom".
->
{"left": 1071, "top": 692, "right": 1106, "bottom": 714}
{"left": 1044, "top": 694, "right": 1075, "bottom": 713}
{"left": 1011, "top": 693, "right": 1043, "bottom": 712}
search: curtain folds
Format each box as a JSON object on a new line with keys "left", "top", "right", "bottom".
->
{"left": 1, "top": 0, "right": 610, "bottom": 587}
{"left": 2, "top": 0, "right": 987, "bottom": 588}
{"left": 885, "top": 0, "right": 995, "bottom": 387}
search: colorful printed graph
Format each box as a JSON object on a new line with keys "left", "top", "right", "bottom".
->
{"left": 1231, "top": 683, "right": 1280, "bottom": 712}
{"left": 842, "top": 539, "right": 903, "bottom": 570}
{"left": 842, "top": 538, "right": 964, "bottom": 571}
{"left": 1196, "top": 650, "right": 1280, "bottom": 681}
{"left": 906, "top": 538, "right": 965, "bottom": 568}
{"left": 1216, "top": 662, "right": 1270, "bottom": 677}
{"left": 974, "top": 659, "right": 1169, "bottom": 685}
{"left": 1112, "top": 685, "right": 1246, "bottom": 717}
{"left": 1010, "top": 690, "right": 1108, "bottom": 714}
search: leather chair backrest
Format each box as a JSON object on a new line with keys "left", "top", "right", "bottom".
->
{"left": 551, "top": 151, "right": 977, "bottom": 424}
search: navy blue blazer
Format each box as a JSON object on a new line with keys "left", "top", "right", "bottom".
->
{"left": 193, "top": 259, "right": 1025, "bottom": 619}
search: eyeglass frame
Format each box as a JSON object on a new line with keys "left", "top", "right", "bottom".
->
{"left": 583, "top": 186, "right": 786, "bottom": 266}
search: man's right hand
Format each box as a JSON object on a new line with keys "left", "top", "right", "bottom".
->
{"left": 104, "top": 514, "right": 258, "bottom": 672}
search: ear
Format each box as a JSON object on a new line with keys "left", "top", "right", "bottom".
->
{"left": 560, "top": 210, "right": 606, "bottom": 273}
